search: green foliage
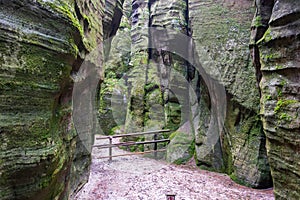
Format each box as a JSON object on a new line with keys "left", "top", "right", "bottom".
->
{"left": 276, "top": 88, "right": 282, "bottom": 97}
{"left": 274, "top": 99, "right": 298, "bottom": 113}
{"left": 223, "top": 150, "right": 234, "bottom": 175}
{"left": 169, "top": 131, "right": 178, "bottom": 140}
{"left": 121, "top": 136, "right": 145, "bottom": 152}
{"left": 279, "top": 80, "right": 287, "bottom": 87}
{"left": 109, "top": 125, "right": 123, "bottom": 135}
{"left": 257, "top": 28, "right": 272, "bottom": 44}
{"left": 275, "top": 65, "right": 284, "bottom": 70}
{"left": 265, "top": 95, "right": 272, "bottom": 101}
{"left": 253, "top": 16, "right": 263, "bottom": 27}
{"left": 260, "top": 51, "right": 281, "bottom": 62}
{"left": 279, "top": 113, "right": 292, "bottom": 121}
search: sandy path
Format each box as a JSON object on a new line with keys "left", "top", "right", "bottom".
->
{"left": 73, "top": 137, "right": 274, "bottom": 200}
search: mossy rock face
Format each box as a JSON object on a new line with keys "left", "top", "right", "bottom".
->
{"left": 0, "top": 0, "right": 105, "bottom": 199}
{"left": 166, "top": 128, "right": 195, "bottom": 164}
{"left": 98, "top": 1, "right": 131, "bottom": 134}
{"left": 222, "top": 100, "right": 272, "bottom": 188}
{"left": 99, "top": 0, "right": 191, "bottom": 157}
{"left": 101, "top": 0, "right": 272, "bottom": 190}
{"left": 251, "top": 0, "right": 300, "bottom": 198}
{"left": 189, "top": 0, "right": 272, "bottom": 188}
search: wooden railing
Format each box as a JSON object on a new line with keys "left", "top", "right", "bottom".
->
{"left": 93, "top": 129, "right": 171, "bottom": 161}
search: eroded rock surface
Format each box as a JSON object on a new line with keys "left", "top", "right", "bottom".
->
{"left": 0, "top": 0, "right": 104, "bottom": 199}
{"left": 100, "top": 0, "right": 272, "bottom": 189}
{"left": 189, "top": 0, "right": 272, "bottom": 188}
{"left": 251, "top": 0, "right": 300, "bottom": 198}
{"left": 1, "top": 0, "right": 299, "bottom": 199}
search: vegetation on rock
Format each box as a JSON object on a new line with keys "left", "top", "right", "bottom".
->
{"left": 1, "top": 0, "right": 299, "bottom": 199}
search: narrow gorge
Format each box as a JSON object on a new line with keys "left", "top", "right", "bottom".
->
{"left": 0, "top": 0, "right": 299, "bottom": 199}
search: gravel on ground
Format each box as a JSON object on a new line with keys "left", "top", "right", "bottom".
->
{"left": 73, "top": 137, "right": 274, "bottom": 200}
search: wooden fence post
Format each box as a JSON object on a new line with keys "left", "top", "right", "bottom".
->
{"left": 166, "top": 194, "right": 176, "bottom": 200}
{"left": 109, "top": 136, "right": 113, "bottom": 162}
{"left": 154, "top": 133, "right": 158, "bottom": 159}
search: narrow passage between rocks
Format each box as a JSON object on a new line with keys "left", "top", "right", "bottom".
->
{"left": 74, "top": 137, "right": 274, "bottom": 200}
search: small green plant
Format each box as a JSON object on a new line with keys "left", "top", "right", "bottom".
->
{"left": 253, "top": 16, "right": 263, "bottom": 27}
{"left": 265, "top": 95, "right": 272, "bottom": 100}
{"left": 279, "top": 113, "right": 292, "bottom": 121}
{"left": 274, "top": 99, "right": 298, "bottom": 113}
{"left": 257, "top": 28, "right": 272, "bottom": 44}
{"left": 275, "top": 65, "right": 284, "bottom": 70}
{"left": 279, "top": 80, "right": 287, "bottom": 86}
{"left": 263, "top": 54, "right": 273, "bottom": 60}
{"left": 278, "top": 90, "right": 282, "bottom": 97}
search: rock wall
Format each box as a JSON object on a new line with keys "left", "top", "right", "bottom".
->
{"left": 189, "top": 0, "right": 272, "bottom": 188}
{"left": 2, "top": 0, "right": 299, "bottom": 199}
{"left": 251, "top": 0, "right": 300, "bottom": 198}
{"left": 100, "top": 0, "right": 272, "bottom": 189}
{"left": 98, "top": 0, "right": 128, "bottom": 135}
{"left": 0, "top": 0, "right": 104, "bottom": 199}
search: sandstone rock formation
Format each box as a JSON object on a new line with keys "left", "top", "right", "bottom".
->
{"left": 189, "top": 0, "right": 272, "bottom": 188}
{"left": 0, "top": 0, "right": 104, "bottom": 199}
{"left": 100, "top": 0, "right": 272, "bottom": 189}
{"left": 1, "top": 0, "right": 299, "bottom": 199}
{"left": 251, "top": 0, "right": 300, "bottom": 198}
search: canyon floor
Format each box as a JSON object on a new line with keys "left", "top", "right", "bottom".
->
{"left": 73, "top": 137, "right": 274, "bottom": 200}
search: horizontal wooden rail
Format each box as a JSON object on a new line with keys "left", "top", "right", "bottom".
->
{"left": 96, "top": 149, "right": 167, "bottom": 159}
{"left": 95, "top": 129, "right": 170, "bottom": 140}
{"left": 93, "top": 139, "right": 170, "bottom": 149}
{"left": 94, "top": 129, "right": 171, "bottom": 161}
